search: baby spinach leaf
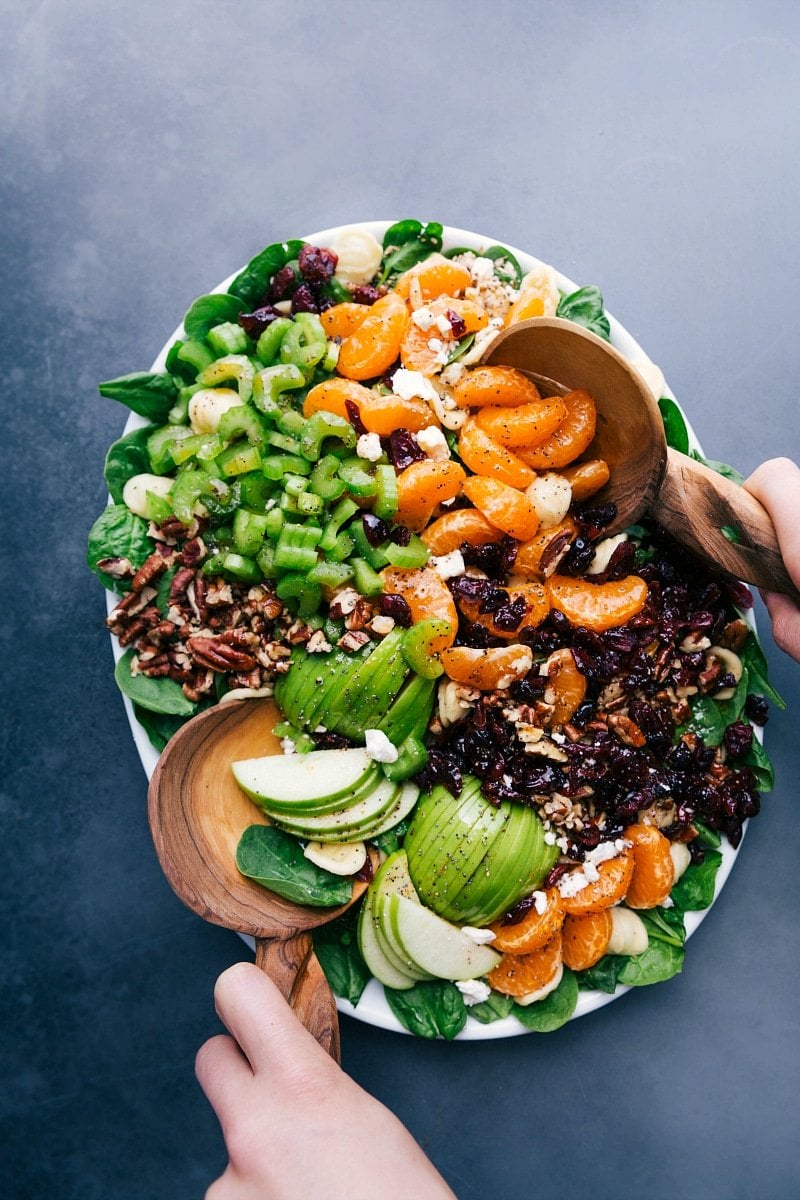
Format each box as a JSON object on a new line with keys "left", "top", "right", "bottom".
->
{"left": 384, "top": 980, "right": 467, "bottom": 1040}
{"left": 657, "top": 396, "right": 690, "bottom": 454}
{"left": 740, "top": 633, "right": 786, "bottom": 709}
{"left": 577, "top": 955, "right": 626, "bottom": 993}
{"left": 640, "top": 907, "right": 686, "bottom": 947}
{"left": 236, "top": 825, "right": 353, "bottom": 907}
{"left": 676, "top": 696, "right": 727, "bottom": 747}
{"left": 380, "top": 220, "right": 443, "bottom": 281}
{"left": 313, "top": 910, "right": 371, "bottom": 1005}
{"left": 183, "top": 293, "right": 247, "bottom": 341}
{"left": 482, "top": 244, "right": 523, "bottom": 287}
{"left": 229, "top": 239, "right": 306, "bottom": 308}
{"left": 616, "top": 937, "right": 684, "bottom": 986}
{"left": 467, "top": 990, "right": 515, "bottom": 1025}
{"left": 133, "top": 703, "right": 188, "bottom": 752}
{"left": 104, "top": 425, "right": 157, "bottom": 503}
{"left": 513, "top": 968, "right": 579, "bottom": 1032}
{"left": 99, "top": 372, "right": 178, "bottom": 422}
{"left": 114, "top": 649, "right": 198, "bottom": 716}
{"left": 372, "top": 818, "right": 410, "bottom": 857}
{"left": 87, "top": 504, "right": 154, "bottom": 591}
{"left": 670, "top": 850, "right": 722, "bottom": 911}
{"left": 690, "top": 450, "right": 745, "bottom": 485}
{"left": 717, "top": 669, "right": 749, "bottom": 726}
{"left": 556, "top": 285, "right": 611, "bottom": 341}
{"left": 741, "top": 736, "right": 775, "bottom": 791}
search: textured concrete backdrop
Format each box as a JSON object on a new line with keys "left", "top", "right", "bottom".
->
{"left": 1, "top": 2, "right": 799, "bottom": 1197}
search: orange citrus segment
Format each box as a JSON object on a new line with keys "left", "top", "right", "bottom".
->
{"left": 475, "top": 397, "right": 568, "bottom": 448}
{"left": 320, "top": 302, "right": 371, "bottom": 340}
{"left": 623, "top": 824, "right": 676, "bottom": 910}
{"left": 559, "top": 849, "right": 635, "bottom": 915}
{"left": 516, "top": 390, "right": 597, "bottom": 469}
{"left": 461, "top": 476, "right": 540, "bottom": 541}
{"left": 513, "top": 518, "right": 577, "bottom": 578}
{"left": 457, "top": 581, "right": 549, "bottom": 641}
{"left": 505, "top": 291, "right": 546, "bottom": 325}
{"left": 337, "top": 291, "right": 410, "bottom": 381}
{"left": 400, "top": 298, "right": 487, "bottom": 375}
{"left": 453, "top": 365, "right": 542, "bottom": 409}
{"left": 561, "top": 910, "right": 612, "bottom": 971}
{"left": 394, "top": 258, "right": 473, "bottom": 302}
{"left": 394, "top": 459, "right": 466, "bottom": 530}
{"left": 561, "top": 458, "right": 610, "bottom": 502}
{"left": 439, "top": 644, "right": 533, "bottom": 690}
{"left": 303, "top": 378, "right": 436, "bottom": 435}
{"left": 487, "top": 931, "right": 563, "bottom": 998}
{"left": 420, "top": 508, "right": 499, "bottom": 555}
{"left": 489, "top": 890, "right": 564, "bottom": 954}
{"left": 546, "top": 575, "right": 649, "bottom": 632}
{"left": 458, "top": 418, "right": 535, "bottom": 489}
{"left": 543, "top": 647, "right": 587, "bottom": 727}
{"left": 380, "top": 567, "right": 457, "bottom": 652}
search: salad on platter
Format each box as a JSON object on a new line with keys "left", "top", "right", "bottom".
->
{"left": 88, "top": 220, "right": 783, "bottom": 1039}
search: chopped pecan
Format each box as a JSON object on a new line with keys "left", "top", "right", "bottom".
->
{"left": 187, "top": 636, "right": 258, "bottom": 672}
{"left": 183, "top": 669, "right": 215, "bottom": 701}
{"left": 718, "top": 618, "right": 749, "bottom": 653}
{"left": 607, "top": 713, "right": 646, "bottom": 747}
{"left": 96, "top": 556, "right": 135, "bottom": 579}
{"left": 131, "top": 552, "right": 173, "bottom": 593}
{"left": 169, "top": 567, "right": 195, "bottom": 605}
{"left": 344, "top": 598, "right": 373, "bottom": 632}
{"left": 338, "top": 630, "right": 371, "bottom": 652}
{"left": 539, "top": 530, "right": 573, "bottom": 577}
{"left": 329, "top": 588, "right": 360, "bottom": 619}
{"left": 181, "top": 537, "right": 207, "bottom": 567}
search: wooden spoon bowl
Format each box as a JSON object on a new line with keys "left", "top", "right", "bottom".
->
{"left": 148, "top": 696, "right": 370, "bottom": 1061}
{"left": 484, "top": 316, "right": 799, "bottom": 599}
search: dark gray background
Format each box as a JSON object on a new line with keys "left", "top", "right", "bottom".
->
{"left": 2, "top": 2, "right": 799, "bottom": 1197}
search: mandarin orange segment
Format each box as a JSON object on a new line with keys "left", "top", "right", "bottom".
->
{"left": 337, "top": 291, "right": 410, "bottom": 381}
{"left": 561, "top": 910, "right": 612, "bottom": 971}
{"left": 487, "top": 931, "right": 563, "bottom": 998}
{"left": 357, "top": 393, "right": 439, "bottom": 435}
{"left": 319, "top": 302, "right": 371, "bottom": 340}
{"left": 458, "top": 581, "right": 549, "bottom": 642}
{"left": 505, "top": 290, "right": 546, "bottom": 325}
{"left": 453, "top": 365, "right": 542, "bottom": 409}
{"left": 489, "top": 889, "right": 564, "bottom": 954}
{"left": 513, "top": 518, "right": 577, "bottom": 578}
{"left": 380, "top": 567, "right": 457, "bottom": 652}
{"left": 393, "top": 459, "right": 466, "bottom": 530}
{"left": 546, "top": 575, "right": 649, "bottom": 632}
{"left": 623, "top": 824, "right": 675, "bottom": 910}
{"left": 475, "top": 397, "right": 568, "bottom": 448}
{"left": 420, "top": 508, "right": 498, "bottom": 555}
{"left": 461, "top": 475, "right": 540, "bottom": 541}
{"left": 394, "top": 257, "right": 473, "bottom": 302}
{"left": 303, "top": 378, "right": 374, "bottom": 422}
{"left": 543, "top": 647, "right": 587, "bottom": 727}
{"left": 516, "top": 390, "right": 597, "bottom": 469}
{"left": 561, "top": 458, "right": 610, "bottom": 502}
{"left": 458, "top": 418, "right": 535, "bottom": 489}
{"left": 559, "top": 849, "right": 634, "bottom": 916}
{"left": 400, "top": 298, "right": 487, "bottom": 375}
{"left": 439, "top": 644, "right": 533, "bottom": 690}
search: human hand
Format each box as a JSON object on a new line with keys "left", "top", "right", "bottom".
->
{"left": 744, "top": 457, "right": 800, "bottom": 661}
{"left": 196, "top": 962, "right": 458, "bottom": 1200}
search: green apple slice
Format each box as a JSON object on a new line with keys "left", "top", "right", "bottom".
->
{"left": 408, "top": 785, "right": 504, "bottom": 909}
{"left": 362, "top": 782, "right": 421, "bottom": 841}
{"left": 451, "top": 805, "right": 533, "bottom": 924}
{"left": 324, "top": 629, "right": 409, "bottom": 738}
{"left": 357, "top": 890, "right": 419, "bottom": 990}
{"left": 271, "top": 778, "right": 400, "bottom": 842}
{"left": 387, "top": 894, "right": 501, "bottom": 980}
{"left": 232, "top": 746, "right": 373, "bottom": 807}
{"left": 404, "top": 778, "right": 484, "bottom": 883}
{"left": 363, "top": 851, "right": 433, "bottom": 983}
{"left": 256, "top": 762, "right": 384, "bottom": 818}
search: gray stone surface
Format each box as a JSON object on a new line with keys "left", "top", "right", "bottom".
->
{"left": 1, "top": 1, "right": 799, "bottom": 1197}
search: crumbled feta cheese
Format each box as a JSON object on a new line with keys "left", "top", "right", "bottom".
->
{"left": 462, "top": 926, "right": 497, "bottom": 945}
{"left": 662, "top": 896, "right": 675, "bottom": 909}
{"left": 416, "top": 426, "right": 450, "bottom": 460}
{"left": 436, "top": 313, "right": 453, "bottom": 335}
{"left": 356, "top": 433, "right": 383, "bottom": 462}
{"left": 550, "top": 730, "right": 566, "bottom": 744}
{"left": 455, "top": 979, "right": 492, "bottom": 1006}
{"left": 364, "top": 728, "right": 399, "bottom": 763}
{"left": 391, "top": 368, "right": 439, "bottom": 404}
{"left": 440, "top": 362, "right": 465, "bottom": 387}
{"left": 583, "top": 861, "right": 600, "bottom": 884}
{"left": 558, "top": 869, "right": 590, "bottom": 898}
{"left": 280, "top": 737, "right": 296, "bottom": 755}
{"left": 431, "top": 549, "right": 465, "bottom": 580}
{"left": 428, "top": 337, "right": 444, "bottom": 353}
{"left": 531, "top": 890, "right": 548, "bottom": 915}
{"left": 369, "top": 614, "right": 396, "bottom": 636}
{"left": 411, "top": 305, "right": 437, "bottom": 331}
{"left": 543, "top": 831, "right": 557, "bottom": 846}
{"left": 471, "top": 256, "right": 496, "bottom": 280}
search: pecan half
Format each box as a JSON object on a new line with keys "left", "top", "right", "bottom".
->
{"left": 187, "top": 636, "right": 258, "bottom": 672}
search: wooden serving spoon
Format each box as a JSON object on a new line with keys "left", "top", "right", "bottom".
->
{"left": 148, "top": 695, "right": 372, "bottom": 1062}
{"left": 483, "top": 316, "right": 799, "bottom": 600}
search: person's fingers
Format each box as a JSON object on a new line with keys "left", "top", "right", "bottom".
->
{"left": 213, "top": 961, "right": 334, "bottom": 1076}
{"left": 743, "top": 457, "right": 800, "bottom": 589}
{"left": 195, "top": 1033, "right": 253, "bottom": 1126}
{"left": 761, "top": 590, "right": 800, "bottom": 662}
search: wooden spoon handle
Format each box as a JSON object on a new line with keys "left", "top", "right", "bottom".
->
{"left": 653, "top": 449, "right": 800, "bottom": 601}
{"left": 255, "top": 933, "right": 341, "bottom": 1062}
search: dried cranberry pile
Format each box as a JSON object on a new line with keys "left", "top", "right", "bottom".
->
{"left": 419, "top": 523, "right": 764, "bottom": 851}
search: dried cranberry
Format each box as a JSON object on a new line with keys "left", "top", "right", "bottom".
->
{"left": 298, "top": 244, "right": 337, "bottom": 284}
{"left": 562, "top": 534, "right": 595, "bottom": 575}
{"left": 268, "top": 263, "right": 299, "bottom": 302}
{"left": 290, "top": 284, "right": 319, "bottom": 314}
{"left": 574, "top": 502, "right": 617, "bottom": 540}
{"left": 724, "top": 721, "right": 754, "bottom": 759}
{"left": 238, "top": 305, "right": 284, "bottom": 339}
{"left": 344, "top": 399, "right": 367, "bottom": 437}
{"left": 389, "top": 525, "right": 411, "bottom": 546}
{"left": 725, "top": 580, "right": 754, "bottom": 610}
{"left": 378, "top": 593, "right": 412, "bottom": 627}
{"left": 362, "top": 513, "right": 390, "bottom": 546}
{"left": 446, "top": 308, "right": 467, "bottom": 338}
{"left": 351, "top": 284, "right": 383, "bottom": 305}
{"left": 492, "top": 594, "right": 528, "bottom": 632}
{"left": 745, "top": 694, "right": 769, "bottom": 725}
{"left": 388, "top": 428, "right": 426, "bottom": 471}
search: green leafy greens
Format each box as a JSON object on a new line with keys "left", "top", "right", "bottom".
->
{"left": 384, "top": 980, "right": 467, "bottom": 1040}
{"left": 236, "top": 825, "right": 353, "bottom": 907}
